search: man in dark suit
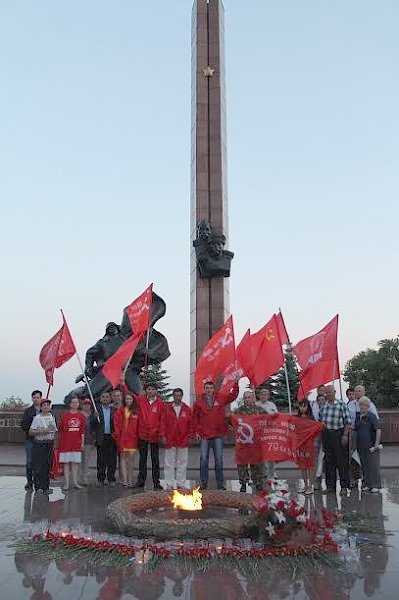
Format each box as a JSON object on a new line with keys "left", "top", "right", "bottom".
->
{"left": 20, "top": 390, "right": 42, "bottom": 490}
{"left": 91, "top": 391, "right": 117, "bottom": 487}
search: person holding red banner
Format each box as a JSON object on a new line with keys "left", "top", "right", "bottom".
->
{"left": 297, "top": 399, "right": 317, "bottom": 494}
{"left": 160, "top": 388, "right": 193, "bottom": 490}
{"left": 112, "top": 390, "right": 139, "bottom": 487}
{"left": 319, "top": 385, "right": 351, "bottom": 495}
{"left": 58, "top": 395, "right": 86, "bottom": 491}
{"left": 232, "top": 389, "right": 264, "bottom": 493}
{"left": 255, "top": 387, "right": 279, "bottom": 481}
{"left": 193, "top": 380, "right": 239, "bottom": 490}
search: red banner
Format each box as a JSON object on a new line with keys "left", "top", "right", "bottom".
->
{"left": 294, "top": 315, "right": 339, "bottom": 399}
{"left": 102, "top": 333, "right": 142, "bottom": 389}
{"left": 39, "top": 314, "right": 76, "bottom": 386}
{"left": 230, "top": 414, "right": 323, "bottom": 468}
{"left": 125, "top": 284, "right": 153, "bottom": 337}
{"left": 194, "top": 316, "right": 236, "bottom": 396}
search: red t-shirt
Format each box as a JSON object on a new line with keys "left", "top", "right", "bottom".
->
{"left": 59, "top": 411, "right": 86, "bottom": 452}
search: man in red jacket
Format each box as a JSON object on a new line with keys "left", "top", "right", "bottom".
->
{"left": 193, "top": 380, "right": 239, "bottom": 490}
{"left": 160, "top": 388, "right": 193, "bottom": 490}
{"left": 134, "top": 383, "right": 164, "bottom": 490}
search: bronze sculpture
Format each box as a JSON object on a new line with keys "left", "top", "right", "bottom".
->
{"left": 65, "top": 292, "right": 170, "bottom": 402}
{"left": 193, "top": 219, "right": 234, "bottom": 278}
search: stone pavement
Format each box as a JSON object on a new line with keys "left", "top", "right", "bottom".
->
{"left": 0, "top": 473, "right": 398, "bottom": 599}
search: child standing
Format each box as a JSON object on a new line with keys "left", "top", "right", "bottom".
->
{"left": 59, "top": 395, "right": 86, "bottom": 491}
{"left": 29, "top": 398, "right": 57, "bottom": 494}
{"left": 113, "top": 391, "right": 139, "bottom": 487}
{"left": 297, "top": 399, "right": 316, "bottom": 495}
{"left": 355, "top": 396, "right": 382, "bottom": 493}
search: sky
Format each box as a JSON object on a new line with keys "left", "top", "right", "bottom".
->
{"left": 1, "top": 0, "right": 398, "bottom": 404}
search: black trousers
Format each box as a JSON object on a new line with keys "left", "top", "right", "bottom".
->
{"left": 96, "top": 434, "right": 117, "bottom": 483}
{"left": 32, "top": 440, "right": 53, "bottom": 491}
{"left": 137, "top": 439, "right": 160, "bottom": 487}
{"left": 323, "top": 429, "right": 350, "bottom": 489}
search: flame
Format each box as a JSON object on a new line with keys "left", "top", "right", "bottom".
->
{"left": 171, "top": 487, "right": 203, "bottom": 511}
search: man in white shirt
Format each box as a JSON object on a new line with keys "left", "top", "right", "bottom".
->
{"left": 255, "top": 388, "right": 278, "bottom": 480}
{"left": 354, "top": 385, "right": 379, "bottom": 418}
{"left": 29, "top": 399, "right": 57, "bottom": 494}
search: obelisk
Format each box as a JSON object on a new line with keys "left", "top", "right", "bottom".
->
{"left": 190, "top": 0, "right": 233, "bottom": 398}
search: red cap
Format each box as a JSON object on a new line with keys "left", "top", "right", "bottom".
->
{"left": 82, "top": 398, "right": 92, "bottom": 405}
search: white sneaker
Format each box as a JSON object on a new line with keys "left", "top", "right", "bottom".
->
{"left": 370, "top": 488, "right": 381, "bottom": 493}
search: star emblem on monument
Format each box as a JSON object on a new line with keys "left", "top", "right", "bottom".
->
{"left": 203, "top": 65, "right": 215, "bottom": 77}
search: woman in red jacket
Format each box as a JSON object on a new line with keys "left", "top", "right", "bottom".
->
{"left": 113, "top": 391, "right": 138, "bottom": 487}
{"left": 59, "top": 395, "right": 86, "bottom": 491}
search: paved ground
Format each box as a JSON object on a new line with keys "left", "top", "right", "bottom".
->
{"left": 0, "top": 473, "right": 398, "bottom": 599}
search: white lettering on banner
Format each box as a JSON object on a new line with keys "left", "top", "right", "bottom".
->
{"left": 306, "top": 332, "right": 326, "bottom": 367}
{"left": 202, "top": 326, "right": 233, "bottom": 362}
{"left": 236, "top": 418, "right": 254, "bottom": 444}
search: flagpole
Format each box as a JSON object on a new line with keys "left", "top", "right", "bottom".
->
{"left": 60, "top": 310, "right": 98, "bottom": 418}
{"left": 143, "top": 327, "right": 151, "bottom": 373}
{"left": 46, "top": 383, "right": 52, "bottom": 400}
{"left": 122, "top": 331, "right": 146, "bottom": 380}
{"left": 279, "top": 308, "right": 308, "bottom": 402}
{"left": 278, "top": 308, "right": 292, "bottom": 414}
{"left": 75, "top": 351, "right": 99, "bottom": 417}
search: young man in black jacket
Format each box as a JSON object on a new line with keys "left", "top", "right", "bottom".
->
{"left": 90, "top": 392, "right": 117, "bottom": 487}
{"left": 20, "top": 390, "right": 42, "bottom": 490}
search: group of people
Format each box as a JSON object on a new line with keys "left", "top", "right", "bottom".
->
{"left": 299, "top": 383, "right": 382, "bottom": 495}
{"left": 20, "top": 379, "right": 382, "bottom": 496}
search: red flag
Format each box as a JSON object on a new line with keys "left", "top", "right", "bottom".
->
{"left": 194, "top": 316, "right": 236, "bottom": 396}
{"left": 102, "top": 334, "right": 142, "bottom": 389}
{"left": 125, "top": 284, "right": 153, "bottom": 337}
{"left": 218, "top": 329, "right": 251, "bottom": 395}
{"left": 293, "top": 315, "right": 339, "bottom": 398}
{"left": 39, "top": 314, "right": 76, "bottom": 386}
{"left": 250, "top": 314, "right": 285, "bottom": 387}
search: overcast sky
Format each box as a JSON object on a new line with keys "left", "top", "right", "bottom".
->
{"left": 1, "top": 0, "right": 398, "bottom": 403}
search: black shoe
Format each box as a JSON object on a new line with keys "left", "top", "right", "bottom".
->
{"left": 240, "top": 483, "right": 246, "bottom": 493}
{"left": 199, "top": 484, "right": 207, "bottom": 491}
{"left": 43, "top": 488, "right": 53, "bottom": 495}
{"left": 154, "top": 483, "right": 164, "bottom": 491}
{"left": 25, "top": 483, "right": 33, "bottom": 491}
{"left": 134, "top": 483, "right": 145, "bottom": 490}
{"left": 217, "top": 485, "right": 226, "bottom": 491}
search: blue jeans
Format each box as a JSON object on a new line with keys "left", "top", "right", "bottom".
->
{"left": 25, "top": 439, "right": 34, "bottom": 486}
{"left": 200, "top": 437, "right": 224, "bottom": 488}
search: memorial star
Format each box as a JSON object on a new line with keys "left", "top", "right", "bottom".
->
{"left": 203, "top": 65, "right": 215, "bottom": 77}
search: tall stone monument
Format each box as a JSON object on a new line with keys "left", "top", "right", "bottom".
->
{"left": 190, "top": 0, "right": 234, "bottom": 397}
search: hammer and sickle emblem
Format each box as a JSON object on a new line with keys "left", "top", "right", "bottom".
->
{"left": 265, "top": 327, "right": 275, "bottom": 341}
{"left": 237, "top": 418, "right": 254, "bottom": 445}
